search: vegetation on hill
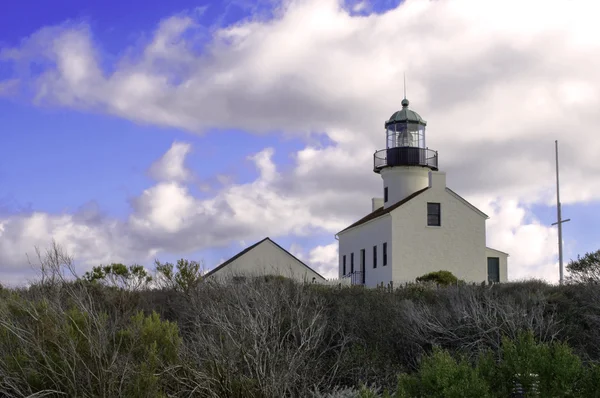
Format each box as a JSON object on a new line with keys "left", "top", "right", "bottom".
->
{"left": 566, "top": 248, "right": 600, "bottom": 284}
{"left": 2, "top": 243, "right": 600, "bottom": 397}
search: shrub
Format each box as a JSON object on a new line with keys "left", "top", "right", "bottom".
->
{"left": 0, "top": 292, "right": 181, "bottom": 398}
{"left": 180, "top": 278, "right": 349, "bottom": 397}
{"left": 83, "top": 263, "right": 152, "bottom": 291}
{"left": 118, "top": 311, "right": 181, "bottom": 397}
{"left": 480, "top": 330, "right": 584, "bottom": 397}
{"left": 395, "top": 330, "right": 598, "bottom": 398}
{"left": 396, "top": 348, "right": 491, "bottom": 398}
{"left": 154, "top": 258, "right": 203, "bottom": 293}
{"left": 566, "top": 249, "right": 600, "bottom": 284}
{"left": 416, "top": 270, "right": 458, "bottom": 286}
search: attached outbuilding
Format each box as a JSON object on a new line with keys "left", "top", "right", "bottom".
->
{"left": 204, "top": 237, "right": 326, "bottom": 283}
{"left": 485, "top": 247, "right": 509, "bottom": 284}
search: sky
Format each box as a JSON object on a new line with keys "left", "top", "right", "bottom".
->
{"left": 1, "top": 0, "right": 599, "bottom": 286}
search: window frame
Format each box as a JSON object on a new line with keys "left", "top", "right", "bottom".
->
{"left": 360, "top": 249, "right": 366, "bottom": 284}
{"left": 383, "top": 242, "right": 388, "bottom": 266}
{"left": 373, "top": 245, "right": 377, "bottom": 268}
{"left": 360, "top": 249, "right": 365, "bottom": 269}
{"left": 487, "top": 257, "right": 500, "bottom": 283}
{"left": 427, "top": 202, "right": 441, "bottom": 226}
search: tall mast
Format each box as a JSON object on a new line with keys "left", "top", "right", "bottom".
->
{"left": 551, "top": 140, "right": 570, "bottom": 285}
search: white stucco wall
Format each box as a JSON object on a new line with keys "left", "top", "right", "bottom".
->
{"left": 208, "top": 239, "right": 324, "bottom": 283}
{"left": 380, "top": 166, "right": 429, "bottom": 208}
{"left": 485, "top": 247, "right": 509, "bottom": 283}
{"left": 338, "top": 215, "right": 393, "bottom": 287}
{"left": 390, "top": 172, "right": 488, "bottom": 284}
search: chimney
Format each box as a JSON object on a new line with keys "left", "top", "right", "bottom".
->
{"left": 371, "top": 197, "right": 384, "bottom": 212}
{"left": 428, "top": 171, "right": 447, "bottom": 190}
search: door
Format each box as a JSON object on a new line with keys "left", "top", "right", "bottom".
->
{"left": 487, "top": 257, "right": 500, "bottom": 283}
{"left": 360, "top": 249, "right": 366, "bottom": 285}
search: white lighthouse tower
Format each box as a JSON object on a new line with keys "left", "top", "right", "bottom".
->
{"left": 373, "top": 97, "right": 438, "bottom": 208}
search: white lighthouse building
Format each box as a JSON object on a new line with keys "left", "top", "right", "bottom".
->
{"left": 336, "top": 98, "right": 508, "bottom": 287}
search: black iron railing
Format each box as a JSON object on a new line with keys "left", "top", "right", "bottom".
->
{"left": 343, "top": 271, "right": 365, "bottom": 286}
{"left": 374, "top": 147, "right": 438, "bottom": 172}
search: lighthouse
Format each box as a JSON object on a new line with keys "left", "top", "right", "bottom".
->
{"left": 374, "top": 98, "right": 438, "bottom": 208}
{"left": 336, "top": 97, "right": 509, "bottom": 287}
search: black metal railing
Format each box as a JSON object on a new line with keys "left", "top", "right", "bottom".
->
{"left": 343, "top": 271, "right": 365, "bottom": 286}
{"left": 374, "top": 147, "right": 438, "bottom": 172}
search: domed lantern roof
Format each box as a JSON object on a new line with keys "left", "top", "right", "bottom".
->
{"left": 384, "top": 99, "right": 427, "bottom": 127}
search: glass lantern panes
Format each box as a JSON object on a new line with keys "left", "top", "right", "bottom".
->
{"left": 386, "top": 123, "right": 426, "bottom": 149}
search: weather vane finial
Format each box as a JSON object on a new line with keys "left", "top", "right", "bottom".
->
{"left": 401, "top": 72, "right": 409, "bottom": 107}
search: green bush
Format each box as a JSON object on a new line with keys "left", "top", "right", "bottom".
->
{"left": 415, "top": 270, "right": 458, "bottom": 286}
{"left": 0, "top": 293, "right": 181, "bottom": 398}
{"left": 479, "top": 331, "right": 585, "bottom": 397}
{"left": 394, "top": 330, "right": 600, "bottom": 398}
{"left": 396, "top": 348, "right": 491, "bottom": 398}
{"left": 118, "top": 311, "right": 181, "bottom": 397}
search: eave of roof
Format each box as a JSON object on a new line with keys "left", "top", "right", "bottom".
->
{"left": 204, "top": 237, "right": 327, "bottom": 280}
{"left": 486, "top": 246, "right": 510, "bottom": 256}
{"left": 337, "top": 187, "right": 430, "bottom": 235}
{"left": 445, "top": 188, "right": 489, "bottom": 219}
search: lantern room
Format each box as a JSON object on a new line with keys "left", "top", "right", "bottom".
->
{"left": 373, "top": 98, "right": 438, "bottom": 173}
{"left": 386, "top": 98, "right": 426, "bottom": 148}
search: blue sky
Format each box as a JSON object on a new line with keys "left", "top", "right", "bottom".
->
{"left": 1, "top": 0, "right": 599, "bottom": 285}
{"left": 0, "top": 0, "right": 364, "bottom": 280}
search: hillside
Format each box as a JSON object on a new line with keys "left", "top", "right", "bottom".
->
{"left": 2, "top": 249, "right": 600, "bottom": 397}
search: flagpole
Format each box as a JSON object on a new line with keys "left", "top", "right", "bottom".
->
{"left": 551, "top": 140, "right": 570, "bottom": 285}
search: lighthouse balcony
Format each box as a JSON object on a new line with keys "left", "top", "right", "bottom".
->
{"left": 373, "top": 147, "right": 438, "bottom": 173}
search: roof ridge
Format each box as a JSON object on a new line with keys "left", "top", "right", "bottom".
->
{"left": 337, "top": 187, "right": 429, "bottom": 235}
{"left": 203, "top": 237, "right": 269, "bottom": 277}
{"left": 204, "top": 236, "right": 326, "bottom": 281}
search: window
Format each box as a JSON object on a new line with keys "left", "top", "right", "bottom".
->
{"left": 384, "top": 187, "right": 388, "bottom": 202}
{"left": 360, "top": 249, "right": 365, "bottom": 269}
{"left": 350, "top": 253, "right": 354, "bottom": 273}
{"left": 360, "top": 249, "right": 366, "bottom": 284}
{"left": 343, "top": 255, "right": 346, "bottom": 275}
{"left": 427, "top": 202, "right": 441, "bottom": 226}
{"left": 487, "top": 257, "right": 500, "bottom": 283}
{"left": 383, "top": 242, "right": 388, "bottom": 266}
{"left": 373, "top": 245, "right": 377, "bottom": 268}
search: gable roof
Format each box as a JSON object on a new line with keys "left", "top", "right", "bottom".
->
{"left": 204, "top": 237, "right": 326, "bottom": 280}
{"left": 337, "top": 187, "right": 430, "bottom": 235}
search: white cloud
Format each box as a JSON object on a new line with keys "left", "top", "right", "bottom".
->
{"left": 474, "top": 197, "right": 560, "bottom": 282}
{"left": 148, "top": 141, "right": 193, "bottom": 182}
{"left": 308, "top": 243, "right": 338, "bottom": 279}
{"left": 3, "top": 0, "right": 599, "bottom": 204}
{"left": 287, "top": 241, "right": 338, "bottom": 279}
{"left": 0, "top": 210, "right": 140, "bottom": 286}
{"left": 2, "top": 0, "right": 599, "bottom": 284}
